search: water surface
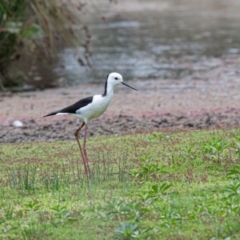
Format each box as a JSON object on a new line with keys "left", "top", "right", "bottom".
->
{"left": 55, "top": 0, "right": 240, "bottom": 85}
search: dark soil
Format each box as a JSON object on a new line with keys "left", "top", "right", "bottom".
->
{"left": 1, "top": 108, "right": 240, "bottom": 143}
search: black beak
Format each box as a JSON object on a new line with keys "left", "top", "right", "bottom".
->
{"left": 121, "top": 82, "right": 138, "bottom": 91}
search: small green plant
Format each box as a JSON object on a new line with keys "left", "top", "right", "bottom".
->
{"left": 145, "top": 133, "right": 170, "bottom": 142}
{"left": 24, "top": 200, "right": 41, "bottom": 212}
{"left": 51, "top": 204, "right": 73, "bottom": 224}
{"left": 181, "top": 145, "right": 196, "bottom": 159}
{"left": 233, "top": 136, "right": 240, "bottom": 159}
{"left": 102, "top": 199, "right": 145, "bottom": 222}
{"left": 130, "top": 155, "right": 169, "bottom": 180}
{"left": 137, "top": 182, "right": 172, "bottom": 203}
{"left": 203, "top": 136, "right": 228, "bottom": 162}
{"left": 114, "top": 222, "right": 149, "bottom": 240}
{"left": 223, "top": 181, "right": 240, "bottom": 198}
{"left": 227, "top": 165, "right": 240, "bottom": 179}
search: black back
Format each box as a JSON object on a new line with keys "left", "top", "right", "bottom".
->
{"left": 43, "top": 96, "right": 93, "bottom": 117}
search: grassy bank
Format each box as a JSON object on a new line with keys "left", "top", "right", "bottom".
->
{"left": 1, "top": 129, "right": 240, "bottom": 239}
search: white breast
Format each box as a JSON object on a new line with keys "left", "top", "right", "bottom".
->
{"left": 75, "top": 94, "right": 112, "bottom": 123}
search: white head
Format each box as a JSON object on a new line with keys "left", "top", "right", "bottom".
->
{"left": 107, "top": 72, "right": 124, "bottom": 87}
{"left": 103, "top": 72, "right": 138, "bottom": 96}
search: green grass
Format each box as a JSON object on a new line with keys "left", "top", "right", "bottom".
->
{"left": 1, "top": 129, "right": 240, "bottom": 239}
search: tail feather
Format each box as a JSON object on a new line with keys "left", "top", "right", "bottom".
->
{"left": 43, "top": 111, "right": 58, "bottom": 118}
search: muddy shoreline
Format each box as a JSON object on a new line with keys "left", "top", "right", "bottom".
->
{"left": 1, "top": 108, "right": 240, "bottom": 143}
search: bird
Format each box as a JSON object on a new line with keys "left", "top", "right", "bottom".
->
{"left": 43, "top": 72, "right": 138, "bottom": 177}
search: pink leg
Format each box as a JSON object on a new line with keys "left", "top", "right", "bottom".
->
{"left": 83, "top": 124, "right": 91, "bottom": 175}
{"left": 74, "top": 122, "right": 89, "bottom": 176}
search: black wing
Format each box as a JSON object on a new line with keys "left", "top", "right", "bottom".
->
{"left": 43, "top": 96, "right": 93, "bottom": 117}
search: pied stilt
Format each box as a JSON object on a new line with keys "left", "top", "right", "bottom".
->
{"left": 43, "top": 72, "right": 138, "bottom": 177}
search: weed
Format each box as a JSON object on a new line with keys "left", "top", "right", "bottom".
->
{"left": 137, "top": 182, "right": 172, "bottom": 203}
{"left": 202, "top": 136, "right": 228, "bottom": 162}
{"left": 145, "top": 132, "right": 170, "bottom": 142}
{"left": 114, "top": 222, "right": 139, "bottom": 240}
{"left": 233, "top": 136, "right": 240, "bottom": 159}
{"left": 24, "top": 200, "right": 41, "bottom": 212}
{"left": 8, "top": 164, "right": 37, "bottom": 191}
{"left": 130, "top": 155, "right": 169, "bottom": 180}
{"left": 228, "top": 165, "right": 240, "bottom": 179}
{"left": 101, "top": 198, "right": 145, "bottom": 222}
{"left": 224, "top": 181, "right": 240, "bottom": 197}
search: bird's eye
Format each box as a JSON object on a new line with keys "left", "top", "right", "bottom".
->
{"left": 114, "top": 77, "right": 118, "bottom": 80}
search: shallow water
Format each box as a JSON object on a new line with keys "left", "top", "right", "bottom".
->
{"left": 54, "top": 0, "right": 240, "bottom": 85}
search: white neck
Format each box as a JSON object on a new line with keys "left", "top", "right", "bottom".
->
{"left": 102, "top": 81, "right": 115, "bottom": 97}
